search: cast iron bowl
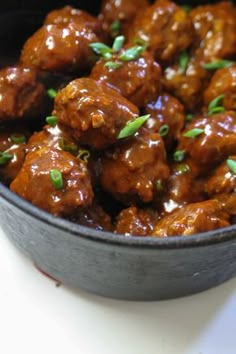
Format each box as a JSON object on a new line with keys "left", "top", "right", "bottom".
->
{"left": 0, "top": 0, "right": 236, "bottom": 301}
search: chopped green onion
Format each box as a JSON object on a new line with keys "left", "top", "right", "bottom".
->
{"left": 173, "top": 150, "right": 185, "bottom": 162}
{"left": 227, "top": 159, "right": 236, "bottom": 175}
{"left": 208, "top": 94, "right": 225, "bottom": 114}
{"left": 110, "top": 20, "right": 121, "bottom": 38}
{"left": 156, "top": 179, "right": 163, "bottom": 192}
{"left": 103, "top": 52, "right": 113, "bottom": 60}
{"left": 186, "top": 113, "right": 194, "bottom": 122}
{"left": 47, "top": 88, "right": 57, "bottom": 99}
{"left": 112, "top": 35, "right": 125, "bottom": 52}
{"left": 183, "top": 128, "right": 204, "bottom": 138}
{"left": 104, "top": 61, "right": 122, "bottom": 70}
{"left": 133, "top": 37, "right": 148, "bottom": 47}
{"left": 10, "top": 133, "right": 26, "bottom": 144}
{"left": 119, "top": 45, "right": 145, "bottom": 62}
{"left": 118, "top": 114, "right": 150, "bottom": 139}
{"left": 89, "top": 42, "right": 112, "bottom": 58}
{"left": 46, "top": 115, "right": 57, "bottom": 126}
{"left": 176, "top": 163, "right": 190, "bottom": 174}
{"left": 203, "top": 60, "right": 233, "bottom": 70}
{"left": 208, "top": 106, "right": 225, "bottom": 115}
{"left": 179, "top": 50, "right": 189, "bottom": 73}
{"left": 181, "top": 5, "right": 192, "bottom": 13}
{"left": 0, "top": 151, "right": 13, "bottom": 165}
{"left": 158, "top": 124, "right": 169, "bottom": 137}
{"left": 59, "top": 138, "right": 78, "bottom": 154}
{"left": 77, "top": 149, "right": 90, "bottom": 162}
{"left": 50, "top": 169, "right": 63, "bottom": 190}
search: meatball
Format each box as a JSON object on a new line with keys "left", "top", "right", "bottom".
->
{"left": 177, "top": 111, "right": 236, "bottom": 175}
{"left": 144, "top": 93, "right": 185, "bottom": 149}
{"left": 204, "top": 64, "right": 236, "bottom": 111}
{"left": 127, "top": 0, "right": 194, "bottom": 63}
{"left": 190, "top": 2, "right": 236, "bottom": 60}
{"left": 115, "top": 206, "right": 157, "bottom": 236}
{"left": 20, "top": 22, "right": 99, "bottom": 73}
{"left": 90, "top": 50, "right": 161, "bottom": 108}
{"left": 0, "top": 125, "right": 29, "bottom": 184}
{"left": 10, "top": 147, "right": 94, "bottom": 216}
{"left": 53, "top": 78, "right": 139, "bottom": 149}
{"left": 100, "top": 129, "right": 170, "bottom": 204}
{"left": 99, "top": 0, "right": 149, "bottom": 36}
{"left": 0, "top": 66, "right": 45, "bottom": 120}
{"left": 152, "top": 200, "right": 230, "bottom": 237}
{"left": 205, "top": 157, "right": 236, "bottom": 196}
{"left": 163, "top": 58, "right": 211, "bottom": 112}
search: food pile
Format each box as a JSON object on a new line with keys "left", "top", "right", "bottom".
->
{"left": 0, "top": 0, "right": 236, "bottom": 237}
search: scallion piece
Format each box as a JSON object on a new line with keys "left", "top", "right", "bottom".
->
{"left": 47, "top": 88, "right": 57, "bottom": 99}
{"left": 158, "top": 124, "right": 169, "bottom": 137}
{"left": 227, "top": 159, "right": 236, "bottom": 175}
{"left": 156, "top": 179, "right": 163, "bottom": 192}
{"left": 208, "top": 106, "right": 225, "bottom": 115}
{"left": 183, "top": 128, "right": 204, "bottom": 138}
{"left": 77, "top": 149, "right": 90, "bottom": 162}
{"left": 118, "top": 114, "right": 150, "bottom": 139}
{"left": 208, "top": 94, "right": 225, "bottom": 114}
{"left": 46, "top": 115, "right": 57, "bottom": 126}
{"left": 186, "top": 113, "right": 193, "bottom": 122}
{"left": 179, "top": 50, "right": 189, "bottom": 73}
{"left": 119, "top": 45, "right": 145, "bottom": 62}
{"left": 110, "top": 20, "right": 121, "bottom": 38}
{"left": 59, "top": 138, "right": 78, "bottom": 154}
{"left": 50, "top": 169, "right": 63, "bottom": 190}
{"left": 112, "top": 35, "right": 125, "bottom": 52}
{"left": 176, "top": 163, "right": 190, "bottom": 174}
{"left": 89, "top": 42, "right": 112, "bottom": 57}
{"left": 181, "top": 5, "right": 192, "bottom": 13}
{"left": 10, "top": 134, "right": 26, "bottom": 144}
{"left": 104, "top": 61, "right": 122, "bottom": 70}
{"left": 0, "top": 151, "right": 13, "bottom": 165}
{"left": 173, "top": 150, "right": 185, "bottom": 162}
{"left": 203, "top": 60, "right": 233, "bottom": 70}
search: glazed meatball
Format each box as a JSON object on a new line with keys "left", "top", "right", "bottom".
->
{"left": 163, "top": 58, "right": 211, "bottom": 112}
{"left": 127, "top": 0, "right": 194, "bottom": 63}
{"left": 10, "top": 147, "right": 94, "bottom": 216}
{"left": 20, "top": 22, "right": 99, "bottom": 73}
{"left": 190, "top": 2, "right": 236, "bottom": 60}
{"left": 0, "top": 66, "right": 45, "bottom": 120}
{"left": 204, "top": 64, "right": 236, "bottom": 111}
{"left": 99, "top": 0, "right": 149, "bottom": 36}
{"left": 205, "top": 157, "right": 236, "bottom": 196}
{"left": 100, "top": 130, "right": 170, "bottom": 204}
{"left": 152, "top": 200, "right": 230, "bottom": 237}
{"left": 90, "top": 50, "right": 161, "bottom": 108}
{"left": 53, "top": 78, "right": 139, "bottom": 149}
{"left": 144, "top": 93, "right": 185, "bottom": 149}
{"left": 0, "top": 125, "right": 29, "bottom": 184}
{"left": 177, "top": 111, "right": 236, "bottom": 175}
{"left": 115, "top": 206, "right": 157, "bottom": 236}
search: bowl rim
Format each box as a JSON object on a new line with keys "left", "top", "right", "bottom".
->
{"left": 1, "top": 182, "right": 236, "bottom": 249}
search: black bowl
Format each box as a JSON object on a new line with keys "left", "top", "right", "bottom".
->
{"left": 0, "top": 0, "right": 236, "bottom": 301}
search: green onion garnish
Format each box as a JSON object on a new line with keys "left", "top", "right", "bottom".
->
{"left": 89, "top": 42, "right": 112, "bottom": 57}
{"left": 226, "top": 159, "right": 236, "bottom": 175}
{"left": 10, "top": 134, "right": 26, "bottom": 144}
{"left": 181, "top": 5, "right": 192, "bottom": 13}
{"left": 58, "top": 138, "right": 78, "bottom": 154}
{"left": 110, "top": 20, "right": 121, "bottom": 38}
{"left": 47, "top": 88, "right": 57, "bottom": 99}
{"left": 208, "top": 106, "right": 225, "bottom": 115}
{"left": 158, "top": 124, "right": 169, "bottom": 137}
{"left": 186, "top": 113, "right": 193, "bottom": 122}
{"left": 176, "top": 163, "right": 190, "bottom": 174}
{"left": 183, "top": 128, "right": 204, "bottom": 138}
{"left": 50, "top": 169, "right": 63, "bottom": 190}
{"left": 104, "top": 61, "right": 122, "bottom": 70}
{"left": 118, "top": 114, "right": 150, "bottom": 139}
{"left": 133, "top": 37, "right": 148, "bottom": 47}
{"left": 173, "top": 150, "right": 185, "bottom": 162}
{"left": 156, "top": 179, "right": 163, "bottom": 192}
{"left": 203, "top": 60, "right": 233, "bottom": 70}
{"left": 77, "top": 149, "right": 90, "bottom": 162}
{"left": 112, "top": 35, "right": 125, "bottom": 52}
{"left": 208, "top": 94, "right": 225, "bottom": 115}
{"left": 46, "top": 115, "right": 57, "bottom": 126}
{"left": 0, "top": 151, "right": 13, "bottom": 165}
{"left": 119, "top": 45, "right": 145, "bottom": 62}
{"left": 179, "top": 50, "right": 189, "bottom": 73}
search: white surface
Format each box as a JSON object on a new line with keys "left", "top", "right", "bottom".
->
{"left": 0, "top": 226, "right": 235, "bottom": 354}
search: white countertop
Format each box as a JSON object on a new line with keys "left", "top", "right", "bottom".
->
{"left": 0, "top": 226, "right": 235, "bottom": 354}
